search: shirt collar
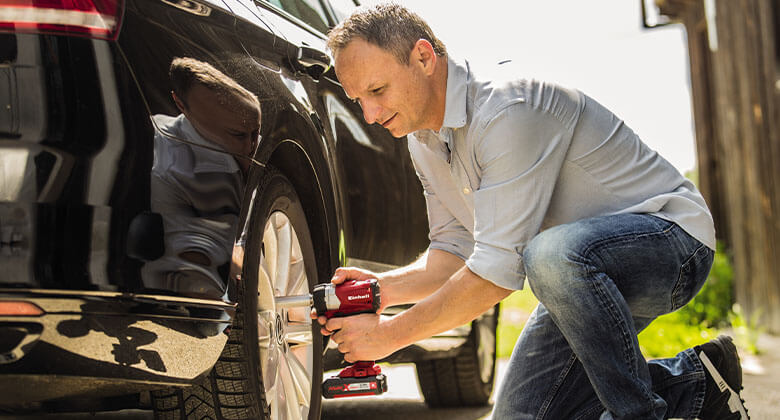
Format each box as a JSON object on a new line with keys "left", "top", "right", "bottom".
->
{"left": 441, "top": 55, "right": 468, "bottom": 130}
{"left": 409, "top": 55, "right": 469, "bottom": 158}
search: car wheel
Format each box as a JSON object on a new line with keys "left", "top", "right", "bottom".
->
{"left": 414, "top": 303, "right": 499, "bottom": 407}
{"left": 152, "top": 168, "right": 323, "bottom": 419}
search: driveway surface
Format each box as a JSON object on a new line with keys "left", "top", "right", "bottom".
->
{"left": 1, "top": 335, "right": 777, "bottom": 419}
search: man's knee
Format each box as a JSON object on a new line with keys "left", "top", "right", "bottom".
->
{"left": 523, "top": 225, "right": 591, "bottom": 298}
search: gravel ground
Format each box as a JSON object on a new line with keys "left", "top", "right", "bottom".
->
{"left": 740, "top": 333, "right": 780, "bottom": 420}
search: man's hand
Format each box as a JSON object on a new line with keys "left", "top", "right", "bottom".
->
{"left": 309, "top": 266, "right": 384, "bottom": 330}
{"left": 330, "top": 266, "right": 378, "bottom": 285}
{"left": 324, "top": 313, "right": 397, "bottom": 362}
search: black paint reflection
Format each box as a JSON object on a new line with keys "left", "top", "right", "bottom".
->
{"left": 141, "top": 58, "right": 261, "bottom": 300}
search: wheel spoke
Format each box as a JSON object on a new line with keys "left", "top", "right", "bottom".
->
{"left": 286, "top": 256, "right": 307, "bottom": 296}
{"left": 277, "top": 350, "right": 309, "bottom": 419}
{"left": 273, "top": 213, "right": 292, "bottom": 295}
{"left": 285, "top": 228, "right": 306, "bottom": 296}
{"left": 258, "top": 260, "right": 275, "bottom": 311}
{"left": 257, "top": 309, "right": 280, "bottom": 390}
{"left": 285, "top": 321, "right": 313, "bottom": 347}
{"left": 266, "top": 378, "right": 286, "bottom": 420}
{"left": 257, "top": 310, "right": 275, "bottom": 350}
{"left": 263, "top": 221, "right": 279, "bottom": 286}
{"left": 285, "top": 347, "right": 312, "bottom": 407}
{"left": 264, "top": 345, "right": 281, "bottom": 394}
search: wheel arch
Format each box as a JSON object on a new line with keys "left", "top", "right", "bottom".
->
{"left": 265, "top": 138, "right": 340, "bottom": 285}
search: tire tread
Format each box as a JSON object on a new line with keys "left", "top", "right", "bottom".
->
{"left": 415, "top": 304, "right": 499, "bottom": 408}
{"left": 150, "top": 168, "right": 322, "bottom": 420}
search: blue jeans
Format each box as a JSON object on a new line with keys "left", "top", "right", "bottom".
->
{"left": 492, "top": 214, "right": 714, "bottom": 419}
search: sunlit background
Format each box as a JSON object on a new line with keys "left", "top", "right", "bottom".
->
{"left": 361, "top": 0, "right": 697, "bottom": 174}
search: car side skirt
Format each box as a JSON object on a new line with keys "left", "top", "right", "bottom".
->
{"left": 0, "top": 290, "right": 234, "bottom": 404}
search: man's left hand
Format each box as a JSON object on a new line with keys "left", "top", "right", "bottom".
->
{"left": 324, "top": 313, "right": 396, "bottom": 363}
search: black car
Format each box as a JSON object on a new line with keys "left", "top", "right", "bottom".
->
{"left": 0, "top": 0, "right": 498, "bottom": 418}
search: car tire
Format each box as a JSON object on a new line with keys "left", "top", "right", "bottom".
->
{"left": 414, "top": 303, "right": 499, "bottom": 407}
{"left": 152, "top": 168, "right": 323, "bottom": 419}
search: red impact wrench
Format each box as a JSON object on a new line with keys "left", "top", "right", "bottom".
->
{"left": 313, "top": 278, "right": 387, "bottom": 398}
{"left": 277, "top": 278, "right": 387, "bottom": 398}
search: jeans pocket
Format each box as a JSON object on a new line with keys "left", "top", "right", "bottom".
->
{"left": 671, "top": 244, "right": 715, "bottom": 311}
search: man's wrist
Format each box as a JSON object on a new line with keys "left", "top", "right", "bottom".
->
{"left": 376, "top": 314, "right": 407, "bottom": 353}
{"left": 376, "top": 275, "right": 395, "bottom": 309}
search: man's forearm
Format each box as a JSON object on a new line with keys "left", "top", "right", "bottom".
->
{"left": 381, "top": 265, "right": 512, "bottom": 350}
{"left": 377, "top": 248, "right": 465, "bottom": 307}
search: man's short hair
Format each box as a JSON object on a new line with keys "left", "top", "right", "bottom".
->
{"left": 169, "top": 57, "right": 259, "bottom": 109}
{"left": 327, "top": 3, "right": 446, "bottom": 65}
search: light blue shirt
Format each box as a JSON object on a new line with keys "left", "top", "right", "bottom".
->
{"left": 408, "top": 57, "right": 716, "bottom": 291}
{"left": 141, "top": 114, "right": 243, "bottom": 297}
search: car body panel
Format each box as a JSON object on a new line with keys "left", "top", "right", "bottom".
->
{"left": 0, "top": 290, "right": 233, "bottom": 403}
{"left": 0, "top": 0, "right": 452, "bottom": 408}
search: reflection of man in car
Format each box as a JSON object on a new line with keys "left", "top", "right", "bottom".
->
{"left": 142, "top": 57, "right": 261, "bottom": 299}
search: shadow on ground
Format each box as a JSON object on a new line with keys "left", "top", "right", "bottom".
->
{"left": 322, "top": 398, "right": 492, "bottom": 420}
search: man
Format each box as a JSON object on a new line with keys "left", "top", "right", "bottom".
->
{"left": 315, "top": 4, "right": 750, "bottom": 419}
{"left": 142, "top": 57, "right": 261, "bottom": 300}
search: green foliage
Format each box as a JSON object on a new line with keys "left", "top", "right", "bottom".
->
{"left": 675, "top": 243, "right": 734, "bottom": 328}
{"left": 497, "top": 319, "right": 525, "bottom": 359}
{"left": 730, "top": 303, "right": 764, "bottom": 355}
{"left": 497, "top": 289, "right": 538, "bottom": 358}
{"left": 503, "top": 288, "right": 539, "bottom": 313}
{"left": 638, "top": 311, "right": 718, "bottom": 358}
{"left": 683, "top": 169, "right": 699, "bottom": 187}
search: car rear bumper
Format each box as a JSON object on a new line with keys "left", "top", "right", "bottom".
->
{"left": 0, "top": 289, "right": 234, "bottom": 404}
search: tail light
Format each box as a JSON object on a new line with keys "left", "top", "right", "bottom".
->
{"left": 0, "top": 301, "right": 44, "bottom": 316}
{"left": 0, "top": 0, "right": 124, "bottom": 40}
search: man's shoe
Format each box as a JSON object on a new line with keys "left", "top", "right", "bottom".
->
{"left": 695, "top": 335, "right": 750, "bottom": 419}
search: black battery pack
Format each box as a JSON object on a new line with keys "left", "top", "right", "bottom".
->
{"left": 322, "top": 374, "right": 387, "bottom": 398}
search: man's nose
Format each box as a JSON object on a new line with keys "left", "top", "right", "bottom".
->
{"left": 361, "top": 100, "right": 382, "bottom": 124}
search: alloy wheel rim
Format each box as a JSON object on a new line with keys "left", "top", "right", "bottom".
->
{"left": 257, "top": 211, "right": 314, "bottom": 419}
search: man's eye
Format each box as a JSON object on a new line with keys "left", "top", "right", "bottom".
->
{"left": 371, "top": 87, "right": 383, "bottom": 94}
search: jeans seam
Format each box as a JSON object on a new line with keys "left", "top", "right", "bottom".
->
{"left": 536, "top": 352, "right": 578, "bottom": 420}
{"left": 671, "top": 244, "right": 708, "bottom": 311}
{"left": 588, "top": 271, "right": 651, "bottom": 398}
{"left": 573, "top": 399, "right": 605, "bottom": 420}
{"left": 687, "top": 348, "right": 707, "bottom": 418}
{"left": 651, "top": 372, "right": 704, "bottom": 391}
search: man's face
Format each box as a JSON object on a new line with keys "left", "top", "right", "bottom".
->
{"left": 179, "top": 84, "right": 261, "bottom": 157}
{"left": 335, "top": 39, "right": 435, "bottom": 138}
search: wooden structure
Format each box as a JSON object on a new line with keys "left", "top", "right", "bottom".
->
{"left": 653, "top": 0, "right": 780, "bottom": 332}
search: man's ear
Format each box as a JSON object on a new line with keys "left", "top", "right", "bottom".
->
{"left": 171, "top": 90, "right": 187, "bottom": 113}
{"left": 410, "top": 39, "right": 437, "bottom": 76}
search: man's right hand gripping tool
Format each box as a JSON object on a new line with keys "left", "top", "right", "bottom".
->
{"left": 312, "top": 279, "right": 388, "bottom": 399}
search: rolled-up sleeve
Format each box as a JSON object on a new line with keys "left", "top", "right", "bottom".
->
{"left": 464, "top": 103, "right": 573, "bottom": 290}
